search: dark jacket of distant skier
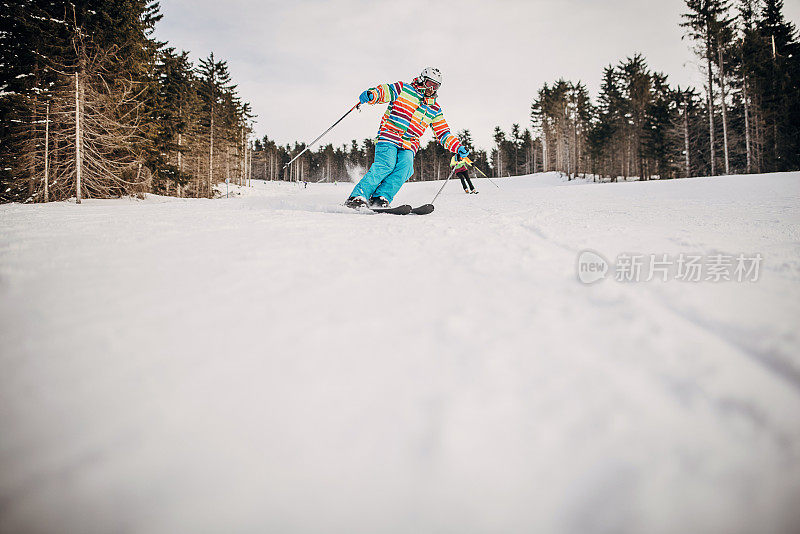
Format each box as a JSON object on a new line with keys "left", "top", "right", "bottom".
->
{"left": 346, "top": 67, "right": 470, "bottom": 208}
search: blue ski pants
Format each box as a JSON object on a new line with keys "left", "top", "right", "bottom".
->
{"left": 350, "top": 142, "right": 415, "bottom": 203}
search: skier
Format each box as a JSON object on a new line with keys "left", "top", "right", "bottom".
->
{"left": 451, "top": 154, "right": 477, "bottom": 194}
{"left": 346, "top": 67, "right": 470, "bottom": 208}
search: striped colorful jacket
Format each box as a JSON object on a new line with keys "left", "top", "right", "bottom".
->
{"left": 364, "top": 80, "right": 462, "bottom": 154}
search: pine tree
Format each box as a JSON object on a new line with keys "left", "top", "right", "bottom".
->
{"left": 457, "top": 129, "right": 475, "bottom": 152}
{"left": 1, "top": 0, "right": 167, "bottom": 202}
{"left": 492, "top": 127, "right": 505, "bottom": 177}
{"left": 620, "top": 54, "right": 652, "bottom": 179}
{"left": 756, "top": 0, "right": 800, "bottom": 169}
{"left": 682, "top": 0, "right": 733, "bottom": 176}
{"left": 196, "top": 53, "right": 234, "bottom": 196}
{"left": 644, "top": 73, "right": 680, "bottom": 178}
{"left": 589, "top": 66, "right": 624, "bottom": 180}
{"left": 530, "top": 90, "right": 548, "bottom": 172}
{"left": 569, "top": 82, "right": 593, "bottom": 178}
{"left": 668, "top": 87, "right": 705, "bottom": 177}
{"left": 151, "top": 48, "right": 197, "bottom": 194}
{"left": 714, "top": 10, "right": 736, "bottom": 174}
{"left": 737, "top": 0, "right": 760, "bottom": 172}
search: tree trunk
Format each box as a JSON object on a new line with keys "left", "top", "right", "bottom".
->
{"left": 772, "top": 34, "right": 780, "bottom": 168}
{"left": 683, "top": 100, "right": 691, "bottom": 178}
{"left": 706, "top": 33, "right": 716, "bottom": 176}
{"left": 572, "top": 121, "right": 578, "bottom": 179}
{"left": 541, "top": 131, "right": 547, "bottom": 172}
{"left": 743, "top": 76, "right": 752, "bottom": 173}
{"left": 240, "top": 127, "right": 245, "bottom": 186}
{"left": 718, "top": 44, "right": 730, "bottom": 175}
{"left": 637, "top": 131, "right": 644, "bottom": 180}
{"left": 754, "top": 100, "right": 763, "bottom": 173}
{"left": 246, "top": 142, "right": 251, "bottom": 186}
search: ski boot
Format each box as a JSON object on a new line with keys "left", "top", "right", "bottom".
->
{"left": 369, "top": 196, "right": 390, "bottom": 208}
{"left": 345, "top": 196, "right": 368, "bottom": 209}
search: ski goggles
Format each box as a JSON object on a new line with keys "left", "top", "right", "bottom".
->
{"left": 421, "top": 77, "right": 440, "bottom": 94}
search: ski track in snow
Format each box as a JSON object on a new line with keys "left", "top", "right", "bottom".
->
{"left": 1, "top": 172, "right": 799, "bottom": 534}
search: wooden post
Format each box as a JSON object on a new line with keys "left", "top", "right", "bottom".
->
{"left": 75, "top": 71, "right": 82, "bottom": 204}
{"left": 177, "top": 130, "right": 182, "bottom": 197}
{"left": 177, "top": 103, "right": 183, "bottom": 195}
{"left": 208, "top": 113, "right": 214, "bottom": 198}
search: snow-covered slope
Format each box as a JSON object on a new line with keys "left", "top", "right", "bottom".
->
{"left": 1, "top": 172, "right": 799, "bottom": 533}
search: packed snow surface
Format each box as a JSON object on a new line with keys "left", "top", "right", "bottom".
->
{"left": 1, "top": 172, "right": 799, "bottom": 533}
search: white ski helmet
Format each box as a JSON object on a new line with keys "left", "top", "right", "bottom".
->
{"left": 418, "top": 67, "right": 442, "bottom": 97}
{"left": 420, "top": 67, "right": 442, "bottom": 85}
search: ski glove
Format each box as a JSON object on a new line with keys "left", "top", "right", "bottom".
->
{"left": 457, "top": 147, "right": 470, "bottom": 159}
{"left": 359, "top": 90, "right": 374, "bottom": 104}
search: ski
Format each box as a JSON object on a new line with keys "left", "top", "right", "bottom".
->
{"left": 411, "top": 204, "right": 434, "bottom": 215}
{"left": 345, "top": 203, "right": 433, "bottom": 215}
{"left": 372, "top": 204, "right": 434, "bottom": 215}
{"left": 368, "top": 204, "right": 412, "bottom": 215}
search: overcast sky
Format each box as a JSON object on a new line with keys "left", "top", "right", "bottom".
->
{"left": 153, "top": 0, "right": 800, "bottom": 152}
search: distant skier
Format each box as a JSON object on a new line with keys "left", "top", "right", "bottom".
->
{"left": 346, "top": 67, "right": 470, "bottom": 208}
{"left": 451, "top": 155, "right": 477, "bottom": 194}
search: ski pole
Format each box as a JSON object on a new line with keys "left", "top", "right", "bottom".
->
{"left": 430, "top": 165, "right": 460, "bottom": 204}
{"left": 469, "top": 163, "right": 501, "bottom": 189}
{"left": 284, "top": 102, "right": 361, "bottom": 169}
